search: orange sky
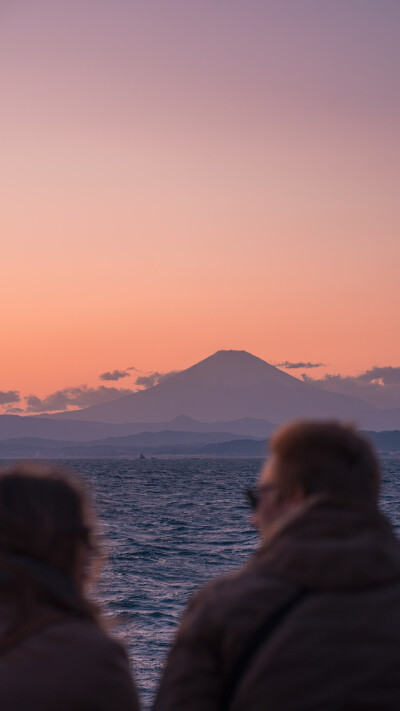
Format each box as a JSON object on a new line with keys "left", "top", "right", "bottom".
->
{"left": 1, "top": 1, "right": 399, "bottom": 406}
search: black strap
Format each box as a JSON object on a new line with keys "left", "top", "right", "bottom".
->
{"left": 221, "top": 588, "right": 308, "bottom": 710}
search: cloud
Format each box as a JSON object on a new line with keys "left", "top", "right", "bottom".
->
{"left": 277, "top": 361, "right": 325, "bottom": 369}
{"left": 135, "top": 370, "right": 179, "bottom": 389}
{"left": 357, "top": 366, "right": 400, "bottom": 385}
{"left": 303, "top": 367, "right": 400, "bottom": 409}
{"left": 0, "top": 390, "right": 20, "bottom": 405}
{"left": 135, "top": 373, "right": 160, "bottom": 388}
{"left": 158, "top": 371, "right": 179, "bottom": 382}
{"left": 99, "top": 369, "right": 130, "bottom": 381}
{"left": 4, "top": 406, "right": 24, "bottom": 414}
{"left": 24, "top": 385, "right": 135, "bottom": 413}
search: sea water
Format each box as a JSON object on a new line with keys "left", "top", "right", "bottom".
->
{"left": 61, "top": 456, "right": 400, "bottom": 708}
{"left": 75, "top": 458, "right": 261, "bottom": 707}
{"left": 3, "top": 457, "right": 399, "bottom": 708}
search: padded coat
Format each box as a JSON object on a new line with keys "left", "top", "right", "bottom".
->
{"left": 0, "top": 605, "right": 140, "bottom": 711}
{"left": 154, "top": 497, "right": 400, "bottom": 711}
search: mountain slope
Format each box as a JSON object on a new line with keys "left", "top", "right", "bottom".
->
{"left": 44, "top": 350, "right": 396, "bottom": 429}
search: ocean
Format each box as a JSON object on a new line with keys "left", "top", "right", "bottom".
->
{"left": 77, "top": 457, "right": 261, "bottom": 707}
{"left": 3, "top": 456, "right": 399, "bottom": 708}
{"left": 58, "top": 456, "right": 400, "bottom": 708}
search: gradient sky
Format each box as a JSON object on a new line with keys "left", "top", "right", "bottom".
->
{"left": 1, "top": 1, "right": 399, "bottom": 408}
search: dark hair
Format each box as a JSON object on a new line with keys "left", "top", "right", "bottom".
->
{"left": 270, "top": 421, "right": 380, "bottom": 505}
{"left": 0, "top": 463, "right": 102, "bottom": 648}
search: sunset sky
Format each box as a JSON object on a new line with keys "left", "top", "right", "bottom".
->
{"left": 1, "top": 1, "right": 399, "bottom": 412}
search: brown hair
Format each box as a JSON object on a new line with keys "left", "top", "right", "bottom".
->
{"left": 270, "top": 421, "right": 380, "bottom": 505}
{"left": 0, "top": 463, "right": 102, "bottom": 648}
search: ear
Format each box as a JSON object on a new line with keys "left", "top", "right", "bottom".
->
{"left": 278, "top": 486, "right": 305, "bottom": 506}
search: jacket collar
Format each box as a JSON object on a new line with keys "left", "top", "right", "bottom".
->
{"left": 252, "top": 497, "right": 400, "bottom": 590}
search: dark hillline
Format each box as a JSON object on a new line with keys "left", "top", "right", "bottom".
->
{"left": 0, "top": 414, "right": 277, "bottom": 442}
{"left": 0, "top": 430, "right": 399, "bottom": 459}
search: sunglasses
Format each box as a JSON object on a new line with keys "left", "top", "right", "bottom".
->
{"left": 245, "top": 483, "right": 279, "bottom": 511}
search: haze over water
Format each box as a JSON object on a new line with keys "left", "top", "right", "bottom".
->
{"left": 7, "top": 455, "right": 396, "bottom": 709}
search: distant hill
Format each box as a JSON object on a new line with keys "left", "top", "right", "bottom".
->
{"left": 0, "top": 430, "right": 262, "bottom": 458}
{"left": 202, "top": 439, "right": 266, "bottom": 456}
{"left": 40, "top": 350, "right": 400, "bottom": 429}
{"left": 0, "top": 414, "right": 276, "bottom": 441}
{"left": 0, "top": 415, "right": 155, "bottom": 441}
{"left": 80, "top": 429, "right": 256, "bottom": 448}
{"left": 361, "top": 430, "right": 400, "bottom": 453}
{"left": 0, "top": 427, "right": 398, "bottom": 459}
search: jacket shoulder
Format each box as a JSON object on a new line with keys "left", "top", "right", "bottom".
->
{"left": 3, "top": 616, "right": 140, "bottom": 711}
{"left": 180, "top": 559, "right": 295, "bottom": 644}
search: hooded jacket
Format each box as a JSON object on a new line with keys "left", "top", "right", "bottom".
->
{"left": 0, "top": 557, "right": 141, "bottom": 711}
{"left": 154, "top": 497, "right": 400, "bottom": 711}
{"left": 0, "top": 607, "right": 141, "bottom": 711}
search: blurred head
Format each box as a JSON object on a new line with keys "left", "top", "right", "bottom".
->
{"left": 0, "top": 463, "right": 98, "bottom": 591}
{"left": 253, "top": 421, "right": 381, "bottom": 539}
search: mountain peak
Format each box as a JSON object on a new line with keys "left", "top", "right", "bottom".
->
{"left": 40, "top": 349, "right": 389, "bottom": 428}
{"left": 204, "top": 349, "right": 264, "bottom": 361}
{"left": 211, "top": 349, "right": 253, "bottom": 356}
{"left": 189, "top": 349, "right": 275, "bottom": 372}
{"left": 182, "top": 349, "right": 286, "bottom": 386}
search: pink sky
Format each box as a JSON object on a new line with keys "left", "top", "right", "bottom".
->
{"left": 1, "top": 1, "right": 399, "bottom": 409}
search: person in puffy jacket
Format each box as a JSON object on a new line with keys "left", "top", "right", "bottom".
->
{"left": 154, "top": 421, "right": 400, "bottom": 711}
{"left": 0, "top": 463, "right": 140, "bottom": 711}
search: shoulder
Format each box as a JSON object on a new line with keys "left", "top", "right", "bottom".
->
{"left": 0, "top": 615, "right": 140, "bottom": 711}
{"left": 179, "top": 555, "right": 292, "bottom": 642}
{"left": 40, "top": 617, "right": 140, "bottom": 709}
{"left": 153, "top": 558, "right": 294, "bottom": 711}
{"left": 44, "top": 616, "right": 131, "bottom": 670}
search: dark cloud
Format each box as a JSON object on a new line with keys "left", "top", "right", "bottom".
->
{"left": 302, "top": 367, "right": 400, "bottom": 409}
{"left": 302, "top": 372, "right": 359, "bottom": 390}
{"left": 25, "top": 393, "right": 70, "bottom": 413}
{"left": 277, "top": 361, "right": 325, "bottom": 369}
{"left": 358, "top": 366, "right": 400, "bottom": 385}
{"left": 158, "top": 371, "right": 179, "bottom": 382}
{"left": 135, "top": 373, "right": 160, "bottom": 388}
{"left": 0, "top": 390, "right": 20, "bottom": 405}
{"left": 4, "top": 406, "right": 24, "bottom": 414}
{"left": 135, "top": 370, "right": 179, "bottom": 389}
{"left": 99, "top": 369, "right": 130, "bottom": 381}
{"left": 127, "top": 366, "right": 138, "bottom": 371}
{"left": 24, "top": 385, "right": 134, "bottom": 413}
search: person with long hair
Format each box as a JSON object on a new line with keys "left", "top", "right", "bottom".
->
{"left": 0, "top": 463, "right": 140, "bottom": 711}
